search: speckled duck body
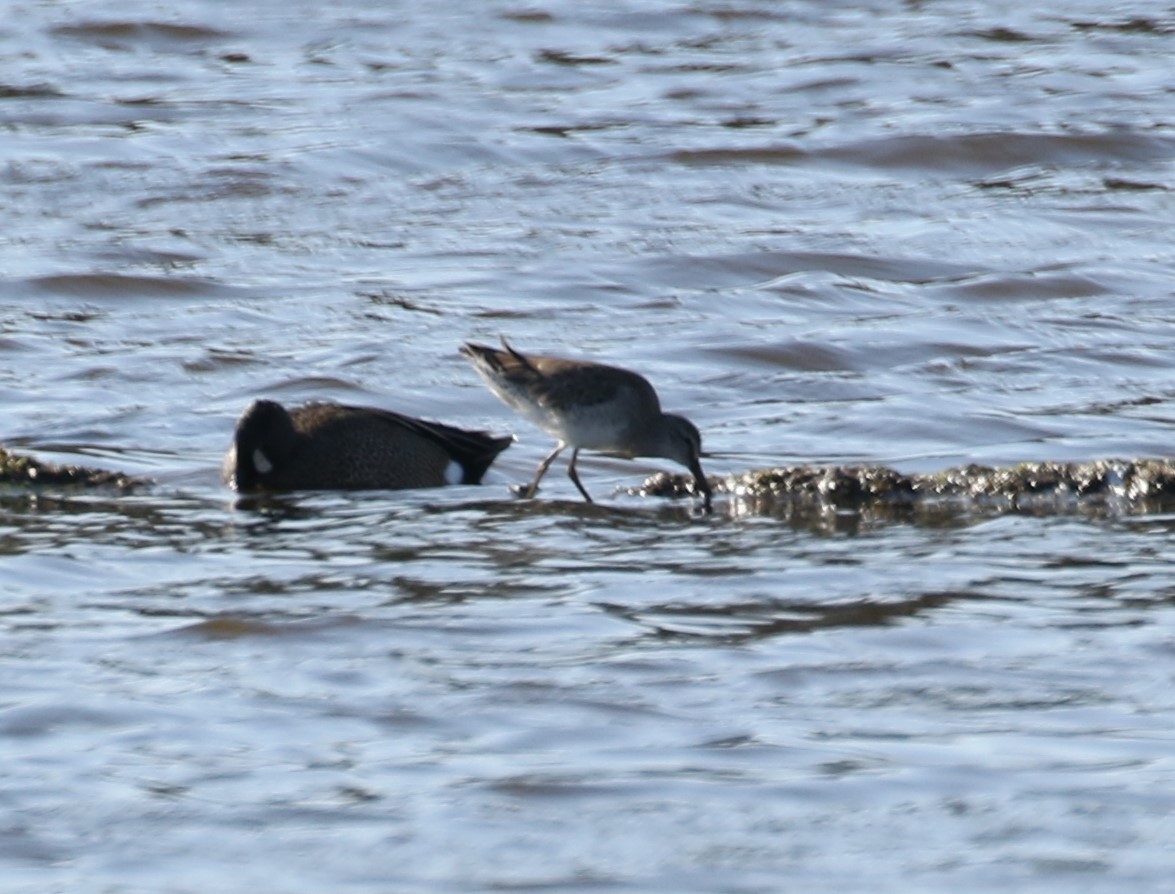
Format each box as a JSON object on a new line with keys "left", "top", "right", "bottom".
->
{"left": 223, "top": 399, "right": 512, "bottom": 492}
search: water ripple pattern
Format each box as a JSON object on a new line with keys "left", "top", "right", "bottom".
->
{"left": 1, "top": 2, "right": 1174, "bottom": 892}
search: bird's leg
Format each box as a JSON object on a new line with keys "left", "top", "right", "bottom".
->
{"left": 521, "top": 443, "right": 565, "bottom": 498}
{"left": 688, "top": 452, "right": 713, "bottom": 514}
{"left": 566, "top": 447, "right": 594, "bottom": 503}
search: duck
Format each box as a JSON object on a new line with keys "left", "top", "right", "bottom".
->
{"left": 223, "top": 399, "right": 512, "bottom": 492}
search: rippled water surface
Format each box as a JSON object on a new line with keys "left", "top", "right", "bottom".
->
{"left": 3, "top": 1, "right": 1175, "bottom": 892}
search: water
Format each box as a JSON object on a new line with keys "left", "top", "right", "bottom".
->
{"left": 2, "top": 1, "right": 1175, "bottom": 891}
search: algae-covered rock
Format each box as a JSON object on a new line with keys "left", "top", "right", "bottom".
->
{"left": 914, "top": 458, "right": 1175, "bottom": 503}
{"left": 631, "top": 457, "right": 1175, "bottom": 515}
{"left": 637, "top": 464, "right": 918, "bottom": 509}
{"left": 0, "top": 446, "right": 142, "bottom": 490}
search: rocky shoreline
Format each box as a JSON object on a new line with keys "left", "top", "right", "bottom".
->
{"left": 6, "top": 443, "right": 1175, "bottom": 517}
{"left": 0, "top": 446, "right": 143, "bottom": 490}
{"left": 635, "top": 458, "right": 1175, "bottom": 513}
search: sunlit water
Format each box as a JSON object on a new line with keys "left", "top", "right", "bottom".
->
{"left": 2, "top": 1, "right": 1174, "bottom": 892}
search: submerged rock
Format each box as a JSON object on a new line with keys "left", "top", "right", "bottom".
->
{"left": 915, "top": 459, "right": 1175, "bottom": 503}
{"left": 0, "top": 446, "right": 142, "bottom": 490}
{"left": 634, "top": 458, "right": 1175, "bottom": 514}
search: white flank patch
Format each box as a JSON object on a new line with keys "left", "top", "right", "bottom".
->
{"left": 252, "top": 448, "right": 274, "bottom": 474}
{"left": 443, "top": 459, "right": 464, "bottom": 485}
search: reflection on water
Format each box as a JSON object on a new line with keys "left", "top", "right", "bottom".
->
{"left": 3, "top": 0, "right": 1175, "bottom": 891}
{"left": 4, "top": 481, "right": 1175, "bottom": 891}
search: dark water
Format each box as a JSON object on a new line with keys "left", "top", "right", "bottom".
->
{"left": 3, "top": 1, "right": 1175, "bottom": 891}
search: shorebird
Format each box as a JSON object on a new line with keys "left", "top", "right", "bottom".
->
{"left": 460, "top": 339, "right": 712, "bottom": 510}
{"left": 223, "top": 399, "right": 512, "bottom": 492}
